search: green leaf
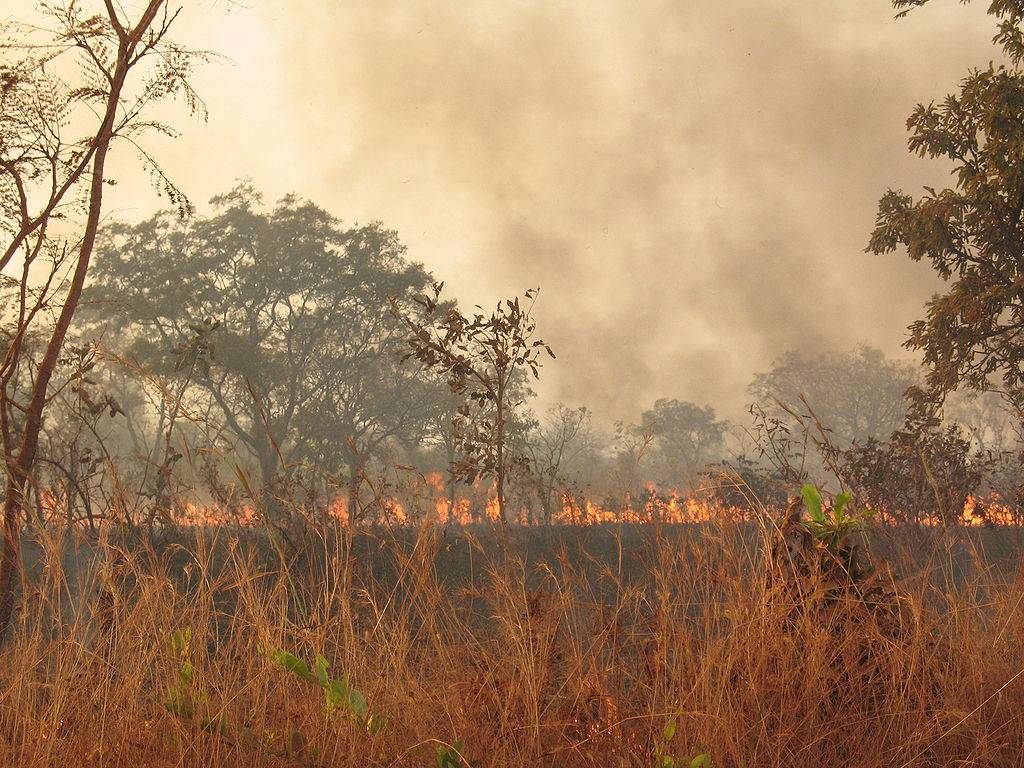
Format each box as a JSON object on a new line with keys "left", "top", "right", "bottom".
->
{"left": 690, "top": 754, "right": 713, "bottom": 768}
{"left": 314, "top": 654, "right": 330, "bottom": 687}
{"left": 436, "top": 741, "right": 465, "bottom": 768}
{"left": 270, "top": 649, "right": 311, "bottom": 680}
{"left": 663, "top": 720, "right": 676, "bottom": 742}
{"left": 171, "top": 628, "right": 191, "bottom": 658}
{"left": 179, "top": 659, "right": 194, "bottom": 687}
{"left": 326, "top": 678, "right": 349, "bottom": 711}
{"left": 348, "top": 688, "right": 369, "bottom": 719}
{"left": 833, "top": 491, "right": 853, "bottom": 523}
{"left": 802, "top": 483, "right": 825, "bottom": 524}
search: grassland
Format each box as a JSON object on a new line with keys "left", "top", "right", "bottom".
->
{"left": 2, "top": 518, "right": 1024, "bottom": 767}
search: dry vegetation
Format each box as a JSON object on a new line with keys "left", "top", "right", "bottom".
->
{"left": 1, "top": 512, "right": 1023, "bottom": 768}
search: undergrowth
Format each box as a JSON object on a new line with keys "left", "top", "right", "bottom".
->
{"left": 1, "top": 504, "right": 1023, "bottom": 767}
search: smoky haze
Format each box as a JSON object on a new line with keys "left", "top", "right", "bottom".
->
{"left": 98, "top": 0, "right": 999, "bottom": 423}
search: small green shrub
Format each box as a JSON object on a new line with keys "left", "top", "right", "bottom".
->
{"left": 653, "top": 719, "right": 715, "bottom": 768}
{"left": 267, "top": 647, "right": 385, "bottom": 734}
{"left": 800, "top": 483, "right": 874, "bottom": 576}
{"left": 163, "top": 628, "right": 224, "bottom": 733}
{"left": 435, "top": 740, "right": 468, "bottom": 768}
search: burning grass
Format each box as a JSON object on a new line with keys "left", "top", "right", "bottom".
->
{"left": 2, "top": 514, "right": 1024, "bottom": 767}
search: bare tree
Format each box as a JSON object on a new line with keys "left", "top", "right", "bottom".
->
{"left": 526, "top": 404, "right": 593, "bottom": 525}
{"left": 0, "top": 1, "right": 208, "bottom": 637}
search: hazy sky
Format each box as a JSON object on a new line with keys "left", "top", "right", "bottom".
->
{"left": 87, "top": 0, "right": 1001, "bottom": 423}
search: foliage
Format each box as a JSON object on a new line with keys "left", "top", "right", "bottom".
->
{"left": 392, "top": 283, "right": 554, "bottom": 525}
{"left": 268, "top": 647, "right": 384, "bottom": 734}
{"left": 870, "top": 1, "right": 1024, "bottom": 415}
{"left": 770, "top": 484, "right": 903, "bottom": 632}
{"left": 750, "top": 346, "right": 916, "bottom": 446}
{"left": 800, "top": 483, "right": 874, "bottom": 565}
{"left": 0, "top": 0, "right": 208, "bottom": 641}
{"left": 639, "top": 399, "right": 726, "bottom": 487}
{"left": 894, "top": 2, "right": 1024, "bottom": 65}
{"left": 435, "top": 740, "right": 468, "bottom": 768}
{"left": 653, "top": 720, "right": 715, "bottom": 768}
{"left": 163, "top": 628, "right": 224, "bottom": 733}
{"left": 87, "top": 183, "right": 446, "bottom": 510}
{"left": 841, "top": 417, "right": 996, "bottom": 524}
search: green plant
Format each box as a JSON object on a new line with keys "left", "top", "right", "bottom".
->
{"left": 435, "top": 740, "right": 467, "bottom": 768}
{"left": 800, "top": 483, "right": 875, "bottom": 578}
{"left": 164, "top": 628, "right": 224, "bottom": 733}
{"left": 653, "top": 720, "right": 715, "bottom": 768}
{"left": 268, "top": 647, "right": 385, "bottom": 734}
{"left": 801, "top": 484, "right": 871, "bottom": 549}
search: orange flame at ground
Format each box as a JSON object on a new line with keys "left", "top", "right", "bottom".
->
{"left": 30, "top": 477, "right": 1024, "bottom": 529}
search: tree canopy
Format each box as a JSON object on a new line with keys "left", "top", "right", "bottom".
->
{"left": 638, "top": 398, "right": 726, "bottom": 487}
{"left": 86, "top": 183, "right": 442, "bottom": 499}
{"left": 749, "top": 346, "right": 918, "bottom": 445}
{"left": 869, "top": 1, "right": 1024, "bottom": 413}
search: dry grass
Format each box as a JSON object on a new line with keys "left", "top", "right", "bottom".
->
{"left": 1, "top": 518, "right": 1023, "bottom": 768}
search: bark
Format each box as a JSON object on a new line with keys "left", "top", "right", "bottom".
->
{"left": 346, "top": 456, "right": 365, "bottom": 522}
{"left": 0, "top": 1, "right": 166, "bottom": 639}
{"left": 494, "top": 393, "right": 508, "bottom": 531}
{"left": 257, "top": 441, "right": 279, "bottom": 518}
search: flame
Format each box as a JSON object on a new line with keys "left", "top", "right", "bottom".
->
{"left": 960, "top": 493, "right": 1020, "bottom": 527}
{"left": 27, "top": 478, "right": 1024, "bottom": 529}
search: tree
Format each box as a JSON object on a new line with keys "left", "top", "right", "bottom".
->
{"left": 638, "top": 398, "right": 726, "bottom": 489}
{"left": 868, "top": 1, "right": 1024, "bottom": 415}
{"left": 525, "top": 404, "right": 593, "bottom": 524}
{"left": 749, "top": 347, "right": 918, "bottom": 446}
{"left": 393, "top": 284, "right": 554, "bottom": 528}
{"left": 0, "top": 1, "right": 207, "bottom": 638}
{"left": 945, "top": 388, "right": 1019, "bottom": 453}
{"left": 840, "top": 422, "right": 992, "bottom": 526}
{"left": 86, "top": 183, "right": 441, "bottom": 520}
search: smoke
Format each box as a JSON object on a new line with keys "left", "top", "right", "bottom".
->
{"left": 106, "top": 0, "right": 998, "bottom": 422}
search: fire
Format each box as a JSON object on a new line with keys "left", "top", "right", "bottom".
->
{"left": 960, "top": 493, "right": 1020, "bottom": 526}
{"left": 556, "top": 491, "right": 739, "bottom": 526}
{"left": 27, "top": 476, "right": 1024, "bottom": 529}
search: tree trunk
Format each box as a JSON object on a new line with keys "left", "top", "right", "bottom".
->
{"left": 257, "top": 442, "right": 279, "bottom": 518}
{"left": 541, "top": 488, "right": 552, "bottom": 526}
{"left": 0, "top": 471, "right": 25, "bottom": 639}
{"left": 445, "top": 437, "right": 458, "bottom": 522}
{"left": 0, "top": 15, "right": 143, "bottom": 639}
{"left": 447, "top": 476, "right": 458, "bottom": 523}
{"left": 346, "top": 456, "right": 365, "bottom": 523}
{"left": 495, "top": 397, "right": 508, "bottom": 531}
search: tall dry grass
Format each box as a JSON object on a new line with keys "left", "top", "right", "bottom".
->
{"left": 1, "top": 517, "right": 1023, "bottom": 768}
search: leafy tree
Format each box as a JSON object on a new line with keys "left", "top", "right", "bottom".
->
{"left": 638, "top": 398, "right": 726, "bottom": 488}
{"left": 0, "top": 0, "right": 206, "bottom": 638}
{"left": 86, "top": 183, "right": 442, "bottom": 519}
{"left": 393, "top": 284, "right": 554, "bottom": 528}
{"left": 749, "top": 346, "right": 918, "bottom": 446}
{"left": 840, "top": 422, "right": 992, "bottom": 525}
{"left": 868, "top": 1, "right": 1024, "bottom": 415}
{"left": 945, "top": 388, "right": 1020, "bottom": 452}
